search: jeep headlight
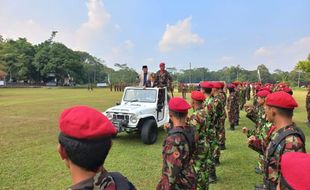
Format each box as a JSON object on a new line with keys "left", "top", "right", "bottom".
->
{"left": 106, "top": 113, "right": 113, "bottom": 120}
{"left": 130, "top": 114, "right": 138, "bottom": 123}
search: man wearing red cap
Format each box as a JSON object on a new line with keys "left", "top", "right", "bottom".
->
{"left": 277, "top": 152, "right": 310, "bottom": 190}
{"left": 57, "top": 106, "right": 136, "bottom": 190}
{"left": 306, "top": 85, "right": 310, "bottom": 127}
{"left": 218, "top": 82, "right": 227, "bottom": 150}
{"left": 227, "top": 84, "right": 239, "bottom": 130}
{"left": 200, "top": 81, "right": 217, "bottom": 183}
{"left": 157, "top": 97, "right": 196, "bottom": 190}
{"left": 247, "top": 92, "right": 306, "bottom": 190}
{"left": 244, "top": 90, "right": 272, "bottom": 174}
{"left": 212, "top": 82, "right": 224, "bottom": 164}
{"left": 188, "top": 91, "right": 210, "bottom": 190}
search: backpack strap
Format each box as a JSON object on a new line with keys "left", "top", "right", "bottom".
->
{"left": 267, "top": 127, "right": 305, "bottom": 158}
{"left": 109, "top": 172, "right": 136, "bottom": 190}
{"left": 168, "top": 128, "right": 195, "bottom": 155}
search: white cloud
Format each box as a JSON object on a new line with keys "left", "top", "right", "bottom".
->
{"left": 252, "top": 37, "right": 310, "bottom": 71}
{"left": 74, "top": 0, "right": 112, "bottom": 51}
{"left": 158, "top": 16, "right": 204, "bottom": 52}
{"left": 254, "top": 47, "right": 271, "bottom": 57}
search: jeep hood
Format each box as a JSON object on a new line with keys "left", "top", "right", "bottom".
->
{"left": 105, "top": 103, "right": 155, "bottom": 114}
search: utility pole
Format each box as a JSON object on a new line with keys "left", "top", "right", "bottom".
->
{"left": 189, "top": 62, "right": 192, "bottom": 84}
{"left": 297, "top": 70, "right": 302, "bottom": 87}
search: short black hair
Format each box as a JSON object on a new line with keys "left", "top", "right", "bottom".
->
{"left": 273, "top": 107, "right": 294, "bottom": 118}
{"left": 142, "top": 65, "right": 147, "bottom": 69}
{"left": 169, "top": 110, "right": 188, "bottom": 120}
{"left": 202, "top": 87, "right": 212, "bottom": 94}
{"left": 228, "top": 87, "right": 235, "bottom": 93}
{"left": 59, "top": 133, "right": 112, "bottom": 172}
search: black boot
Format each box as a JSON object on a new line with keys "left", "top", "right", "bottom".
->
{"left": 220, "top": 144, "right": 226, "bottom": 150}
{"left": 208, "top": 170, "right": 217, "bottom": 184}
{"left": 214, "top": 157, "right": 220, "bottom": 166}
{"left": 230, "top": 124, "right": 235, "bottom": 131}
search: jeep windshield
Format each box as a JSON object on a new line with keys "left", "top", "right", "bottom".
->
{"left": 123, "top": 89, "right": 157, "bottom": 103}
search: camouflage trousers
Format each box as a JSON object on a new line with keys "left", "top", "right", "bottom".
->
{"left": 194, "top": 144, "right": 210, "bottom": 190}
{"left": 217, "top": 117, "right": 226, "bottom": 146}
{"left": 208, "top": 134, "right": 218, "bottom": 176}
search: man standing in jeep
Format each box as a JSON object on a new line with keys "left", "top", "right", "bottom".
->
{"left": 157, "top": 97, "right": 196, "bottom": 190}
{"left": 154, "top": 62, "right": 172, "bottom": 89}
{"left": 247, "top": 91, "right": 306, "bottom": 190}
{"left": 57, "top": 106, "right": 136, "bottom": 190}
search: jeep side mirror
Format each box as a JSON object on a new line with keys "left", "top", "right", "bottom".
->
{"left": 116, "top": 102, "right": 120, "bottom": 105}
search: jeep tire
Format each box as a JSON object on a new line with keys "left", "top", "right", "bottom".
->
{"left": 141, "top": 119, "right": 158, "bottom": 144}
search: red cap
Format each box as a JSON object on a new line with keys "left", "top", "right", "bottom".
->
{"left": 232, "top": 81, "right": 240, "bottom": 85}
{"left": 281, "top": 152, "right": 310, "bottom": 190}
{"left": 191, "top": 91, "right": 206, "bottom": 101}
{"left": 266, "top": 91, "right": 298, "bottom": 109}
{"left": 219, "top": 82, "right": 225, "bottom": 88}
{"left": 256, "top": 90, "right": 270, "bottom": 98}
{"left": 168, "top": 97, "right": 191, "bottom": 113}
{"left": 212, "top": 82, "right": 222, "bottom": 89}
{"left": 200, "top": 81, "right": 213, "bottom": 88}
{"left": 260, "top": 87, "right": 271, "bottom": 92}
{"left": 59, "top": 106, "right": 117, "bottom": 139}
{"left": 159, "top": 62, "right": 165, "bottom": 67}
{"left": 227, "top": 84, "right": 236, "bottom": 89}
{"left": 283, "top": 87, "right": 292, "bottom": 93}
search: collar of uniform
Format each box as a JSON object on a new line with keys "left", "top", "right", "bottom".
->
{"left": 68, "top": 170, "right": 109, "bottom": 190}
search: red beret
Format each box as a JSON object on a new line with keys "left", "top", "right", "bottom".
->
{"left": 200, "top": 81, "right": 213, "bottom": 88}
{"left": 159, "top": 62, "right": 165, "bottom": 66}
{"left": 169, "top": 97, "right": 191, "bottom": 113}
{"left": 256, "top": 90, "right": 270, "bottom": 98}
{"left": 266, "top": 91, "right": 298, "bottom": 109}
{"left": 219, "top": 82, "right": 225, "bottom": 88}
{"left": 232, "top": 81, "right": 240, "bottom": 85}
{"left": 282, "top": 87, "right": 292, "bottom": 93}
{"left": 191, "top": 91, "right": 206, "bottom": 101}
{"left": 227, "top": 84, "right": 235, "bottom": 89}
{"left": 212, "top": 82, "right": 222, "bottom": 89}
{"left": 260, "top": 87, "right": 271, "bottom": 92}
{"left": 59, "top": 106, "right": 117, "bottom": 139}
{"left": 281, "top": 152, "right": 310, "bottom": 190}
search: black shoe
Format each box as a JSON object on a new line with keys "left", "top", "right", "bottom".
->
{"left": 214, "top": 158, "right": 220, "bottom": 166}
{"left": 208, "top": 175, "right": 217, "bottom": 184}
{"left": 255, "top": 167, "right": 263, "bottom": 175}
{"left": 220, "top": 144, "right": 226, "bottom": 150}
{"left": 254, "top": 184, "right": 266, "bottom": 190}
{"left": 230, "top": 124, "right": 235, "bottom": 131}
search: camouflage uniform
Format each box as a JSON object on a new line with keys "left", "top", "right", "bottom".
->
{"left": 189, "top": 108, "right": 210, "bottom": 190}
{"left": 213, "top": 93, "right": 225, "bottom": 159}
{"left": 218, "top": 91, "right": 227, "bottom": 148}
{"left": 246, "top": 106, "right": 272, "bottom": 171}
{"left": 227, "top": 91, "right": 239, "bottom": 127}
{"left": 155, "top": 70, "right": 172, "bottom": 88}
{"left": 203, "top": 96, "right": 218, "bottom": 181}
{"left": 68, "top": 170, "right": 136, "bottom": 190}
{"left": 249, "top": 124, "right": 306, "bottom": 189}
{"left": 246, "top": 84, "right": 251, "bottom": 101}
{"left": 234, "top": 88, "right": 241, "bottom": 125}
{"left": 157, "top": 126, "right": 196, "bottom": 190}
{"left": 307, "top": 90, "right": 310, "bottom": 124}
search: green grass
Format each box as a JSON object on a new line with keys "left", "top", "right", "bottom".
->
{"left": 0, "top": 88, "right": 309, "bottom": 190}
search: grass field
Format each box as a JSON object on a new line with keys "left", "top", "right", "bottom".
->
{"left": 0, "top": 88, "right": 309, "bottom": 190}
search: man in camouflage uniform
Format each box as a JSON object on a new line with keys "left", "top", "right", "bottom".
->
{"left": 227, "top": 84, "right": 239, "bottom": 130}
{"left": 248, "top": 91, "right": 306, "bottom": 190}
{"left": 189, "top": 91, "right": 210, "bottom": 190}
{"left": 218, "top": 82, "right": 227, "bottom": 150}
{"left": 155, "top": 62, "right": 172, "bottom": 88}
{"left": 157, "top": 97, "right": 196, "bottom": 190}
{"left": 212, "top": 82, "right": 225, "bottom": 165}
{"left": 307, "top": 85, "right": 310, "bottom": 127}
{"left": 58, "top": 106, "right": 136, "bottom": 190}
{"left": 243, "top": 90, "right": 272, "bottom": 174}
{"left": 200, "top": 81, "right": 217, "bottom": 183}
{"left": 232, "top": 81, "right": 241, "bottom": 125}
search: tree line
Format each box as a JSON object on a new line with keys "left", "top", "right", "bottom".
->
{"left": 0, "top": 35, "right": 309, "bottom": 86}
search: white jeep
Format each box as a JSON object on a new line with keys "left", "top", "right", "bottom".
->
{"left": 104, "top": 87, "right": 170, "bottom": 144}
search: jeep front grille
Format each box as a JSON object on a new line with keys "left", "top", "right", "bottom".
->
{"left": 113, "top": 114, "right": 129, "bottom": 120}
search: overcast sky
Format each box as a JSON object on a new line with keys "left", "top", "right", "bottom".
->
{"left": 0, "top": 0, "right": 309, "bottom": 72}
